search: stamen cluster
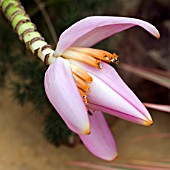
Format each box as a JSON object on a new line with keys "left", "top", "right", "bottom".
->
{"left": 62, "top": 47, "right": 119, "bottom": 104}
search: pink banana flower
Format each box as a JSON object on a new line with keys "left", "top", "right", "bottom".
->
{"left": 44, "top": 16, "right": 160, "bottom": 160}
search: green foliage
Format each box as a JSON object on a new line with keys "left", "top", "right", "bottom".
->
{"left": 44, "top": 111, "right": 78, "bottom": 146}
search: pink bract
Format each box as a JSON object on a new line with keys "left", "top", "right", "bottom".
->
{"left": 55, "top": 16, "right": 160, "bottom": 55}
{"left": 44, "top": 57, "right": 90, "bottom": 134}
{"left": 79, "top": 110, "right": 117, "bottom": 161}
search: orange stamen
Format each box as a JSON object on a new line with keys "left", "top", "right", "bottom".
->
{"left": 70, "top": 64, "right": 92, "bottom": 83}
{"left": 70, "top": 47, "right": 110, "bottom": 62}
{"left": 69, "top": 47, "right": 119, "bottom": 64}
{"left": 73, "top": 73, "right": 90, "bottom": 92}
{"left": 62, "top": 50, "right": 102, "bottom": 69}
{"left": 62, "top": 47, "right": 119, "bottom": 105}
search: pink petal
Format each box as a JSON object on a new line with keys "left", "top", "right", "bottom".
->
{"left": 70, "top": 60, "right": 152, "bottom": 125}
{"left": 44, "top": 57, "right": 90, "bottom": 134}
{"left": 88, "top": 103, "right": 149, "bottom": 125}
{"left": 79, "top": 110, "right": 117, "bottom": 161}
{"left": 88, "top": 74, "right": 151, "bottom": 125}
{"left": 55, "top": 16, "right": 160, "bottom": 55}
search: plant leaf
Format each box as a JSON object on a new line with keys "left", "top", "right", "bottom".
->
{"left": 120, "top": 64, "right": 170, "bottom": 89}
{"left": 144, "top": 103, "right": 170, "bottom": 112}
{"left": 69, "top": 161, "right": 170, "bottom": 170}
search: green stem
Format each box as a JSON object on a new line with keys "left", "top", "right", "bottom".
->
{"left": 1, "top": 0, "right": 56, "bottom": 65}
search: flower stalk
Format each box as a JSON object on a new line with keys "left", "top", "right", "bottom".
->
{"left": 1, "top": 0, "right": 56, "bottom": 64}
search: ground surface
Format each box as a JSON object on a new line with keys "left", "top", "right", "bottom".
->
{"left": 0, "top": 88, "right": 170, "bottom": 170}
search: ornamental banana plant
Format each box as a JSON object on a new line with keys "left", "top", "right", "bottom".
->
{"left": 1, "top": 0, "right": 160, "bottom": 160}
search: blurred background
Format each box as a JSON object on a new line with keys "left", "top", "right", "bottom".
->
{"left": 0, "top": 0, "right": 170, "bottom": 169}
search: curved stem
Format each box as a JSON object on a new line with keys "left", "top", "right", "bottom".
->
{"left": 1, "top": 0, "right": 56, "bottom": 65}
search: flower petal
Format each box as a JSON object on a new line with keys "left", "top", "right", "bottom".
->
{"left": 88, "top": 104, "right": 150, "bottom": 126}
{"left": 55, "top": 16, "right": 160, "bottom": 55}
{"left": 44, "top": 57, "right": 90, "bottom": 134}
{"left": 70, "top": 60, "right": 152, "bottom": 125}
{"left": 79, "top": 110, "right": 117, "bottom": 161}
{"left": 88, "top": 74, "right": 152, "bottom": 125}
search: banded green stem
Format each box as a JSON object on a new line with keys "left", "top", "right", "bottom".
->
{"left": 1, "top": 0, "right": 56, "bottom": 65}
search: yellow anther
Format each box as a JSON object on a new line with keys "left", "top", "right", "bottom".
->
{"left": 78, "top": 88, "right": 88, "bottom": 104}
{"left": 110, "top": 53, "right": 119, "bottom": 64}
